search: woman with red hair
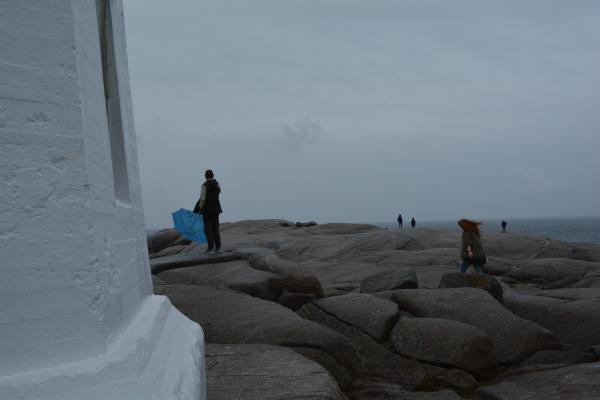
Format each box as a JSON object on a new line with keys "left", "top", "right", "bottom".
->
{"left": 458, "top": 219, "right": 487, "bottom": 274}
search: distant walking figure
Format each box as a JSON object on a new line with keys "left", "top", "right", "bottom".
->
{"left": 198, "top": 169, "right": 223, "bottom": 254}
{"left": 458, "top": 219, "right": 487, "bottom": 275}
{"left": 411, "top": 217, "right": 416, "bottom": 228}
{"left": 397, "top": 214, "right": 403, "bottom": 229}
{"left": 501, "top": 220, "right": 507, "bottom": 233}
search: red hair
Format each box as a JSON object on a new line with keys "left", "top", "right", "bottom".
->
{"left": 458, "top": 219, "right": 482, "bottom": 238}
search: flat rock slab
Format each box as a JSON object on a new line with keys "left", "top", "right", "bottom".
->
{"left": 313, "top": 293, "right": 399, "bottom": 342}
{"left": 391, "top": 288, "right": 559, "bottom": 365}
{"left": 157, "top": 260, "right": 283, "bottom": 300}
{"left": 474, "top": 362, "right": 600, "bottom": 400}
{"left": 150, "top": 252, "right": 243, "bottom": 274}
{"left": 206, "top": 344, "right": 346, "bottom": 400}
{"left": 390, "top": 316, "right": 497, "bottom": 379}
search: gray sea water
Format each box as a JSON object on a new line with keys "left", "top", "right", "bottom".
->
{"left": 376, "top": 216, "right": 600, "bottom": 245}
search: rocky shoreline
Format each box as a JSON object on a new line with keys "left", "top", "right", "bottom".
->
{"left": 148, "top": 220, "right": 600, "bottom": 400}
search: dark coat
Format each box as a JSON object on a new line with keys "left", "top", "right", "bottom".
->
{"left": 201, "top": 179, "right": 222, "bottom": 215}
{"left": 461, "top": 230, "right": 487, "bottom": 265}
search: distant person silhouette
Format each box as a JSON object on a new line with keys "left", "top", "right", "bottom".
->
{"left": 501, "top": 220, "right": 508, "bottom": 233}
{"left": 411, "top": 217, "right": 416, "bottom": 228}
{"left": 458, "top": 219, "right": 487, "bottom": 275}
{"left": 397, "top": 214, "right": 403, "bottom": 229}
{"left": 198, "top": 169, "right": 222, "bottom": 254}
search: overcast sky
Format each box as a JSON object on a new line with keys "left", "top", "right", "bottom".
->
{"left": 123, "top": 0, "right": 600, "bottom": 229}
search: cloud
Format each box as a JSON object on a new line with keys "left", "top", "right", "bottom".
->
{"left": 268, "top": 117, "right": 322, "bottom": 154}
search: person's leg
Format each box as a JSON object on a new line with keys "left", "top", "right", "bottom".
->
{"left": 213, "top": 214, "right": 221, "bottom": 250}
{"left": 474, "top": 264, "right": 484, "bottom": 275}
{"left": 459, "top": 260, "right": 470, "bottom": 273}
{"left": 203, "top": 215, "right": 214, "bottom": 251}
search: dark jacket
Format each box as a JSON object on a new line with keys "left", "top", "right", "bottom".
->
{"left": 199, "top": 179, "right": 222, "bottom": 215}
{"left": 461, "top": 230, "right": 486, "bottom": 264}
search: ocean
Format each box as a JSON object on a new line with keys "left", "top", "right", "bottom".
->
{"left": 376, "top": 216, "right": 600, "bottom": 245}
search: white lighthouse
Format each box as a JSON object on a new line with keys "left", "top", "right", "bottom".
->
{"left": 0, "top": 1, "right": 205, "bottom": 399}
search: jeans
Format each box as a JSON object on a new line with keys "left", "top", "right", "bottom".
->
{"left": 459, "top": 260, "right": 484, "bottom": 275}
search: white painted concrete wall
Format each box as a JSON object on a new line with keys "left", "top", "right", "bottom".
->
{"left": 0, "top": 1, "right": 204, "bottom": 398}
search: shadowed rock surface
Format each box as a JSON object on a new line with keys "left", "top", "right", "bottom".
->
{"left": 206, "top": 344, "right": 347, "bottom": 400}
{"left": 474, "top": 362, "right": 600, "bottom": 400}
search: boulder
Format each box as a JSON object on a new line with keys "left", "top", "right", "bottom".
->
{"left": 157, "top": 260, "right": 284, "bottom": 300}
{"left": 438, "top": 272, "right": 503, "bottom": 303}
{"left": 391, "top": 288, "right": 560, "bottom": 364}
{"left": 298, "top": 302, "right": 430, "bottom": 389}
{"left": 390, "top": 316, "right": 497, "bottom": 379}
{"left": 206, "top": 344, "right": 346, "bottom": 400}
{"left": 282, "top": 266, "right": 325, "bottom": 297}
{"left": 312, "top": 293, "right": 399, "bottom": 342}
{"left": 146, "top": 228, "right": 182, "bottom": 253}
{"left": 156, "top": 284, "right": 361, "bottom": 386}
{"left": 360, "top": 268, "right": 418, "bottom": 293}
{"left": 504, "top": 293, "right": 600, "bottom": 351}
{"left": 152, "top": 244, "right": 187, "bottom": 258}
{"left": 474, "top": 362, "right": 600, "bottom": 400}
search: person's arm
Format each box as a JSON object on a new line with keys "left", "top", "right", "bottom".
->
{"left": 198, "top": 184, "right": 207, "bottom": 212}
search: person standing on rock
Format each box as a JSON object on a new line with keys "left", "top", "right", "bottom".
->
{"left": 397, "top": 214, "right": 403, "bottom": 229}
{"left": 198, "top": 169, "right": 223, "bottom": 254}
{"left": 458, "top": 219, "right": 486, "bottom": 274}
{"left": 501, "top": 220, "right": 507, "bottom": 233}
{"left": 411, "top": 217, "right": 416, "bottom": 228}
